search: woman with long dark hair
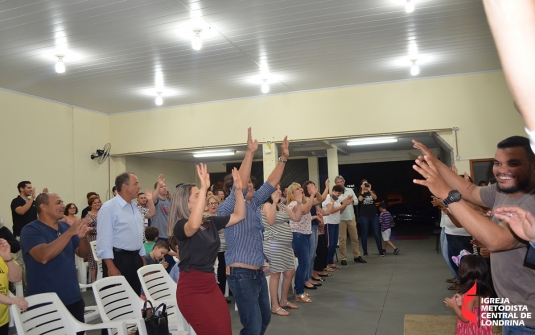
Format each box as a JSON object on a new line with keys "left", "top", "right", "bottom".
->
{"left": 167, "top": 164, "right": 245, "bottom": 335}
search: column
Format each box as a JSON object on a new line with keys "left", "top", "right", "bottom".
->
{"left": 327, "top": 148, "right": 339, "bottom": 188}
{"left": 263, "top": 142, "right": 278, "bottom": 183}
{"left": 308, "top": 156, "right": 320, "bottom": 187}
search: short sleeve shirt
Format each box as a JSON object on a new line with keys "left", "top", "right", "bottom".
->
{"left": 322, "top": 195, "right": 341, "bottom": 225}
{"left": 174, "top": 215, "right": 230, "bottom": 273}
{"left": 20, "top": 220, "right": 81, "bottom": 305}
{"left": 479, "top": 184, "right": 535, "bottom": 327}
{"left": 10, "top": 196, "right": 37, "bottom": 237}
{"left": 359, "top": 192, "right": 377, "bottom": 217}
{"left": 152, "top": 198, "right": 171, "bottom": 238}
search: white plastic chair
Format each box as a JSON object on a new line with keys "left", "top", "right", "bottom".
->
{"left": 90, "top": 240, "right": 103, "bottom": 281}
{"left": 10, "top": 292, "right": 129, "bottom": 335}
{"left": 79, "top": 283, "right": 100, "bottom": 322}
{"left": 92, "top": 276, "right": 150, "bottom": 335}
{"left": 137, "top": 264, "right": 191, "bottom": 335}
{"left": 75, "top": 255, "right": 88, "bottom": 290}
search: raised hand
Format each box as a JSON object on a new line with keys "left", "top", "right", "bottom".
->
{"left": 307, "top": 183, "right": 318, "bottom": 196}
{"left": 157, "top": 174, "right": 165, "bottom": 189}
{"left": 42, "top": 188, "right": 49, "bottom": 194}
{"left": 280, "top": 136, "right": 289, "bottom": 159}
{"left": 325, "top": 179, "right": 330, "bottom": 191}
{"left": 494, "top": 206, "right": 535, "bottom": 242}
{"left": 246, "top": 127, "right": 258, "bottom": 153}
{"left": 231, "top": 167, "right": 242, "bottom": 191}
{"left": 72, "top": 217, "right": 93, "bottom": 239}
{"left": 196, "top": 163, "right": 211, "bottom": 190}
{"left": 413, "top": 140, "right": 440, "bottom": 166}
{"left": 0, "top": 238, "right": 12, "bottom": 259}
{"left": 144, "top": 189, "right": 153, "bottom": 201}
{"left": 295, "top": 189, "right": 304, "bottom": 203}
{"left": 271, "top": 189, "right": 281, "bottom": 203}
{"left": 431, "top": 196, "right": 445, "bottom": 209}
{"left": 412, "top": 155, "right": 452, "bottom": 199}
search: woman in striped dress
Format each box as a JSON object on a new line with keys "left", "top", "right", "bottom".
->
{"left": 262, "top": 185, "right": 302, "bottom": 316}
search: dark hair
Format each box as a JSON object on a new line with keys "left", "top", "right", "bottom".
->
{"left": 215, "top": 189, "right": 224, "bottom": 195}
{"left": 154, "top": 240, "right": 169, "bottom": 251}
{"left": 17, "top": 181, "right": 31, "bottom": 192}
{"left": 112, "top": 186, "right": 117, "bottom": 193}
{"left": 145, "top": 227, "right": 159, "bottom": 241}
{"left": 359, "top": 179, "right": 369, "bottom": 191}
{"left": 488, "top": 177, "right": 497, "bottom": 184}
{"left": 88, "top": 195, "right": 101, "bottom": 207}
{"left": 497, "top": 136, "right": 535, "bottom": 163}
{"left": 115, "top": 172, "right": 133, "bottom": 192}
{"left": 332, "top": 185, "right": 344, "bottom": 193}
{"left": 138, "top": 192, "right": 145, "bottom": 196}
{"left": 64, "top": 203, "right": 78, "bottom": 215}
{"left": 154, "top": 182, "right": 158, "bottom": 190}
{"left": 35, "top": 193, "right": 49, "bottom": 214}
{"left": 458, "top": 255, "right": 494, "bottom": 297}
{"left": 378, "top": 202, "right": 387, "bottom": 209}
{"left": 302, "top": 181, "right": 315, "bottom": 197}
{"left": 168, "top": 235, "right": 178, "bottom": 253}
{"left": 86, "top": 192, "right": 98, "bottom": 199}
{"left": 224, "top": 174, "right": 257, "bottom": 195}
{"left": 478, "top": 181, "right": 488, "bottom": 186}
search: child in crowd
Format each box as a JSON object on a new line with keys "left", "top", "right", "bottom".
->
{"left": 168, "top": 235, "right": 180, "bottom": 283}
{"left": 444, "top": 252, "right": 494, "bottom": 335}
{"left": 144, "top": 227, "right": 159, "bottom": 254}
{"left": 143, "top": 240, "right": 169, "bottom": 268}
{"left": 378, "top": 203, "right": 399, "bottom": 255}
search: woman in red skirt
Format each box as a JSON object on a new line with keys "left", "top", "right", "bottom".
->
{"left": 167, "top": 164, "right": 245, "bottom": 335}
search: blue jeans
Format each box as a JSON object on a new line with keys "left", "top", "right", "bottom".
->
{"left": 227, "top": 267, "right": 271, "bottom": 335}
{"left": 503, "top": 324, "right": 535, "bottom": 334}
{"left": 292, "top": 232, "right": 310, "bottom": 295}
{"left": 440, "top": 228, "right": 458, "bottom": 281}
{"left": 360, "top": 215, "right": 382, "bottom": 254}
{"left": 308, "top": 225, "right": 319, "bottom": 280}
{"left": 325, "top": 224, "right": 339, "bottom": 264}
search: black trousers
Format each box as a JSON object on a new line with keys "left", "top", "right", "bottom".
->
{"left": 102, "top": 250, "right": 143, "bottom": 295}
{"left": 66, "top": 299, "right": 86, "bottom": 335}
{"left": 314, "top": 234, "right": 328, "bottom": 271}
{"left": 217, "top": 251, "right": 227, "bottom": 294}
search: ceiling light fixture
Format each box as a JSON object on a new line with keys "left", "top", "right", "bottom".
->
{"left": 55, "top": 55, "right": 66, "bottom": 73}
{"left": 347, "top": 137, "right": 398, "bottom": 146}
{"left": 410, "top": 60, "right": 420, "bottom": 75}
{"left": 261, "top": 78, "right": 270, "bottom": 94}
{"left": 192, "top": 29, "right": 203, "bottom": 50}
{"left": 405, "top": 0, "right": 415, "bottom": 13}
{"left": 193, "top": 151, "right": 236, "bottom": 158}
{"left": 155, "top": 92, "right": 163, "bottom": 106}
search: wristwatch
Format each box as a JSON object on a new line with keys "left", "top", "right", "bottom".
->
{"left": 442, "top": 190, "right": 462, "bottom": 207}
{"left": 278, "top": 157, "right": 287, "bottom": 163}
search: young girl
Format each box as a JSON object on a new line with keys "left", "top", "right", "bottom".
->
{"left": 444, "top": 252, "right": 494, "bottom": 335}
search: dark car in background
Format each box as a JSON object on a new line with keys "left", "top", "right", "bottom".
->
{"left": 387, "top": 201, "right": 440, "bottom": 226}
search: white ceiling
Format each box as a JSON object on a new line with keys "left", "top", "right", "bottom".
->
{"left": 0, "top": 0, "right": 500, "bottom": 114}
{"left": 133, "top": 132, "right": 440, "bottom": 162}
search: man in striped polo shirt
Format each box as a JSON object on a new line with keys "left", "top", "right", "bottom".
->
{"left": 218, "top": 128, "right": 289, "bottom": 335}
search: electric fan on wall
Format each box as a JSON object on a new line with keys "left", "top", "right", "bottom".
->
{"left": 90, "top": 143, "right": 111, "bottom": 164}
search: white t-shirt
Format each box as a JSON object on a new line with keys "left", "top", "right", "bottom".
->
{"left": 322, "top": 194, "right": 341, "bottom": 225}
{"left": 441, "top": 211, "right": 471, "bottom": 236}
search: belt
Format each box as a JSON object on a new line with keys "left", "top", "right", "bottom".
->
{"left": 112, "top": 247, "right": 140, "bottom": 255}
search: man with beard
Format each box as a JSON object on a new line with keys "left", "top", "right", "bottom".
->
{"left": 412, "top": 136, "right": 535, "bottom": 333}
{"left": 136, "top": 191, "right": 155, "bottom": 227}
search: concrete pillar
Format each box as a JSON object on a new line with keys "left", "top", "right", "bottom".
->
{"left": 308, "top": 156, "right": 320, "bottom": 187}
{"left": 263, "top": 142, "right": 278, "bottom": 183}
{"left": 327, "top": 148, "right": 339, "bottom": 190}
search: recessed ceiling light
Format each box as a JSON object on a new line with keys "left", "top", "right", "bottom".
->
{"left": 410, "top": 60, "right": 420, "bottom": 75}
{"left": 155, "top": 92, "right": 163, "bottom": 106}
{"left": 405, "top": 0, "right": 415, "bottom": 13}
{"left": 347, "top": 137, "right": 398, "bottom": 146}
{"left": 193, "top": 150, "right": 236, "bottom": 158}
{"left": 55, "top": 55, "right": 66, "bottom": 73}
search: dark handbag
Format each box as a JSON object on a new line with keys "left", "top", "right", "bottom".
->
{"left": 142, "top": 300, "right": 170, "bottom": 335}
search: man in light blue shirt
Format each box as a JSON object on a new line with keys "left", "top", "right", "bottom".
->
{"left": 97, "top": 172, "right": 145, "bottom": 294}
{"left": 218, "top": 128, "right": 289, "bottom": 335}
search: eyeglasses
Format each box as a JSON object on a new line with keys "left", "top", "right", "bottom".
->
{"left": 208, "top": 202, "right": 218, "bottom": 206}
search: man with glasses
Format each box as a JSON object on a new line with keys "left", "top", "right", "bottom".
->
{"left": 335, "top": 176, "right": 366, "bottom": 264}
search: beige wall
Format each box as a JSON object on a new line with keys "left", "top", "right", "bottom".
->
{"left": 1, "top": 71, "right": 526, "bottom": 228}
{"left": 124, "top": 156, "right": 195, "bottom": 194}
{"left": 109, "top": 72, "right": 525, "bottom": 174}
{"left": 0, "top": 89, "right": 110, "bottom": 230}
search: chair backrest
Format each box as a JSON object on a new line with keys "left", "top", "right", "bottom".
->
{"left": 92, "top": 276, "right": 144, "bottom": 324}
{"left": 90, "top": 240, "right": 103, "bottom": 280}
{"left": 11, "top": 293, "right": 82, "bottom": 335}
{"left": 138, "top": 264, "right": 192, "bottom": 334}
